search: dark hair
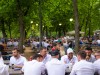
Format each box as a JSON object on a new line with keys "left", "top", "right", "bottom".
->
{"left": 33, "top": 54, "right": 43, "bottom": 59}
{"left": 52, "top": 43, "right": 57, "bottom": 46}
{"left": 85, "top": 47, "right": 92, "bottom": 51}
{"left": 77, "top": 51, "right": 86, "bottom": 59}
{"left": 40, "top": 47, "right": 47, "bottom": 51}
{"left": 50, "top": 50, "right": 60, "bottom": 56}
{"left": 12, "top": 48, "right": 20, "bottom": 53}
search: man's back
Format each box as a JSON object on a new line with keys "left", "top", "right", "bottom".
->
{"left": 22, "top": 60, "right": 45, "bottom": 75}
{"left": 70, "top": 60, "right": 94, "bottom": 75}
{"left": 0, "top": 63, "right": 9, "bottom": 75}
{"left": 46, "top": 58, "right": 66, "bottom": 75}
{"left": 93, "top": 59, "right": 100, "bottom": 75}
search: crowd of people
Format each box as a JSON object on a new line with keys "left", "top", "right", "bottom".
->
{"left": 0, "top": 36, "right": 100, "bottom": 75}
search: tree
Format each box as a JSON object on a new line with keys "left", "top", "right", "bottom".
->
{"left": 73, "top": 0, "right": 80, "bottom": 53}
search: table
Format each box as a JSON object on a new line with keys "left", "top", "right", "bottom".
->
{"left": 4, "top": 60, "right": 10, "bottom": 65}
{"left": 9, "top": 69, "right": 23, "bottom": 75}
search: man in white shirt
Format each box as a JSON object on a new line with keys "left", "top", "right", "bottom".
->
{"left": 0, "top": 62, "right": 9, "bottom": 75}
{"left": 13, "top": 40, "right": 18, "bottom": 47}
{"left": 70, "top": 50, "right": 95, "bottom": 75}
{"left": 7, "top": 40, "right": 13, "bottom": 47}
{"left": 46, "top": 50, "right": 66, "bottom": 75}
{"left": 40, "top": 47, "right": 51, "bottom": 64}
{"left": 93, "top": 51, "right": 100, "bottom": 75}
{"left": 61, "top": 48, "right": 78, "bottom": 71}
{"left": 10, "top": 49, "right": 27, "bottom": 70}
{"left": 42, "top": 40, "right": 49, "bottom": 48}
{"left": 85, "top": 47, "right": 96, "bottom": 63}
{"left": 96, "top": 38, "right": 100, "bottom": 45}
{"left": 0, "top": 52, "right": 4, "bottom": 64}
{"left": 22, "top": 54, "right": 45, "bottom": 75}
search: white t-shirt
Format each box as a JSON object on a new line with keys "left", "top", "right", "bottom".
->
{"left": 13, "top": 41, "right": 18, "bottom": 47}
{"left": 93, "top": 59, "right": 100, "bottom": 75}
{"left": 97, "top": 40, "right": 100, "bottom": 44}
{"left": 32, "top": 41, "right": 38, "bottom": 47}
{"left": 61, "top": 55, "right": 78, "bottom": 66}
{"left": 70, "top": 60, "right": 95, "bottom": 75}
{"left": 42, "top": 54, "right": 51, "bottom": 64}
{"left": 46, "top": 58, "right": 66, "bottom": 75}
{"left": 10, "top": 55, "right": 27, "bottom": 68}
{"left": 7, "top": 41, "right": 13, "bottom": 46}
{"left": 87, "top": 55, "right": 96, "bottom": 63}
{"left": 0, "top": 63, "right": 9, "bottom": 75}
{"left": 22, "top": 60, "right": 45, "bottom": 75}
{"left": 42, "top": 42, "right": 49, "bottom": 48}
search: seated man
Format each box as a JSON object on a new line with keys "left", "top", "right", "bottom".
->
{"left": 39, "top": 47, "right": 51, "bottom": 64}
{"left": 70, "top": 51, "right": 95, "bottom": 75}
{"left": 22, "top": 54, "right": 45, "bottom": 75}
{"left": 10, "top": 49, "right": 27, "bottom": 70}
{"left": 85, "top": 47, "right": 96, "bottom": 63}
{"left": 61, "top": 48, "right": 78, "bottom": 72}
{"left": 46, "top": 50, "right": 66, "bottom": 75}
{"left": 93, "top": 51, "right": 100, "bottom": 75}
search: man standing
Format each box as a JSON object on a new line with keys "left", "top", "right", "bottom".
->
{"left": 93, "top": 51, "right": 100, "bottom": 75}
{"left": 22, "top": 54, "right": 45, "bottom": 75}
{"left": 70, "top": 51, "right": 95, "bottom": 75}
{"left": 10, "top": 49, "right": 27, "bottom": 70}
{"left": 46, "top": 50, "right": 66, "bottom": 75}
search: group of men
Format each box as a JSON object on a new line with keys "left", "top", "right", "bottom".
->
{"left": 0, "top": 47, "right": 100, "bottom": 75}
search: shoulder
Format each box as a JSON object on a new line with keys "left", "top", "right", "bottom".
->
{"left": 47, "top": 54, "right": 51, "bottom": 57}
{"left": 93, "top": 59, "right": 100, "bottom": 64}
{"left": 91, "top": 55, "right": 95, "bottom": 58}
{"left": 61, "top": 55, "right": 67, "bottom": 59}
{"left": 20, "top": 56, "right": 27, "bottom": 60}
{"left": 10, "top": 56, "right": 15, "bottom": 60}
{"left": 73, "top": 55, "right": 78, "bottom": 59}
{"left": 39, "top": 62, "right": 45, "bottom": 65}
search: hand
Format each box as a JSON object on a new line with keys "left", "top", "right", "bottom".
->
{"left": 13, "top": 65, "right": 23, "bottom": 68}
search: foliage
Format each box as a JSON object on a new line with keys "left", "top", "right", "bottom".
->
{"left": 0, "top": 0, "right": 99, "bottom": 38}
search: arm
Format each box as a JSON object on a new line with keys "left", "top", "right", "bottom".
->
{"left": 4, "top": 65, "right": 9, "bottom": 75}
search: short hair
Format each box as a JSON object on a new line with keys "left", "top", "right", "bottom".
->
{"left": 85, "top": 47, "right": 92, "bottom": 51}
{"left": 33, "top": 54, "right": 43, "bottom": 59}
{"left": 95, "top": 51, "right": 100, "bottom": 54}
{"left": 77, "top": 51, "right": 86, "bottom": 59}
{"left": 12, "top": 48, "right": 20, "bottom": 53}
{"left": 40, "top": 47, "right": 47, "bottom": 51}
{"left": 52, "top": 43, "right": 57, "bottom": 46}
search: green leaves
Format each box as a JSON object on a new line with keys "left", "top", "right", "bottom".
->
{"left": 0, "top": 0, "right": 99, "bottom": 37}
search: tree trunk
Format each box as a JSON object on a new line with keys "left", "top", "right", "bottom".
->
{"left": 45, "top": 26, "right": 48, "bottom": 37}
{"left": 1, "top": 19, "right": 7, "bottom": 39}
{"left": 73, "top": 0, "right": 80, "bottom": 53}
{"left": 39, "top": 0, "right": 43, "bottom": 49}
{"left": 8, "top": 23, "right": 12, "bottom": 38}
{"left": 16, "top": 0, "right": 25, "bottom": 53}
